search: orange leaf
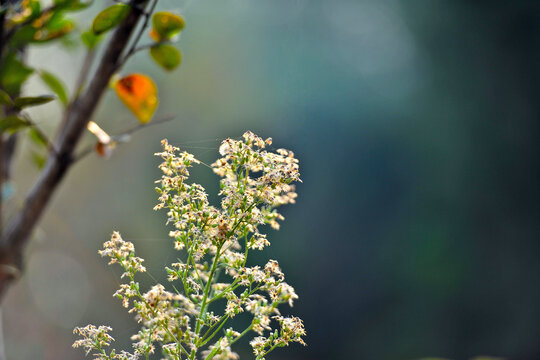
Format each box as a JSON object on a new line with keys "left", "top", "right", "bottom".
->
{"left": 114, "top": 74, "right": 158, "bottom": 124}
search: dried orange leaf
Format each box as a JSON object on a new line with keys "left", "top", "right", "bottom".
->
{"left": 114, "top": 74, "right": 158, "bottom": 124}
{"left": 87, "top": 121, "right": 115, "bottom": 158}
{"left": 87, "top": 121, "right": 111, "bottom": 144}
{"left": 95, "top": 141, "right": 116, "bottom": 158}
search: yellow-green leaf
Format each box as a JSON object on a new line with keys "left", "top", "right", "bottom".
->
{"left": 39, "top": 71, "right": 68, "bottom": 106}
{"left": 150, "top": 44, "right": 181, "bottom": 71}
{"left": 31, "top": 151, "right": 47, "bottom": 169}
{"left": 9, "top": 0, "right": 41, "bottom": 24}
{"left": 54, "top": 0, "right": 93, "bottom": 11}
{"left": 0, "top": 115, "right": 30, "bottom": 133}
{"left": 81, "top": 30, "right": 102, "bottom": 49}
{"left": 152, "top": 12, "right": 185, "bottom": 41}
{"left": 0, "top": 90, "right": 13, "bottom": 106}
{"left": 92, "top": 4, "right": 130, "bottom": 35}
{"left": 10, "top": 25, "right": 37, "bottom": 47}
{"left": 0, "top": 54, "right": 34, "bottom": 95}
{"left": 14, "top": 95, "right": 56, "bottom": 109}
{"left": 28, "top": 128, "right": 48, "bottom": 148}
{"left": 31, "top": 11, "right": 75, "bottom": 42}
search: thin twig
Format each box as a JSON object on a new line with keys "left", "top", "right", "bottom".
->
{"left": 0, "top": 3, "right": 7, "bottom": 70}
{"left": 118, "top": 0, "right": 158, "bottom": 68}
{"left": 0, "top": 134, "right": 4, "bottom": 235}
{"left": 117, "top": 113, "right": 175, "bottom": 137}
{"left": 127, "top": 38, "right": 168, "bottom": 56}
{"left": 72, "top": 49, "right": 96, "bottom": 101}
{"left": 27, "top": 120, "right": 59, "bottom": 156}
{"left": 74, "top": 114, "right": 175, "bottom": 162}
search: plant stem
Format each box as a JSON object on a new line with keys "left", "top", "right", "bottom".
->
{"left": 198, "top": 314, "right": 230, "bottom": 347}
{"left": 118, "top": 0, "right": 158, "bottom": 68}
{"left": 199, "top": 245, "right": 222, "bottom": 323}
{"left": 260, "top": 342, "right": 280, "bottom": 358}
{"left": 72, "top": 48, "right": 96, "bottom": 100}
{"left": 203, "top": 324, "right": 253, "bottom": 360}
{"left": 191, "top": 244, "right": 222, "bottom": 359}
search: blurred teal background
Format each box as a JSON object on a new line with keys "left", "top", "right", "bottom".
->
{"left": 4, "top": 0, "right": 540, "bottom": 359}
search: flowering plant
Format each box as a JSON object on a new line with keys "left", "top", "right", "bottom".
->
{"left": 73, "top": 131, "right": 306, "bottom": 360}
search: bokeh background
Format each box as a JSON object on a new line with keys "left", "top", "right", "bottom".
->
{"left": 4, "top": 0, "right": 540, "bottom": 359}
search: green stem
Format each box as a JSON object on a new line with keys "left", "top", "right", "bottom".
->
{"left": 203, "top": 324, "right": 253, "bottom": 360}
{"left": 124, "top": 270, "right": 190, "bottom": 359}
{"left": 189, "top": 253, "right": 204, "bottom": 289}
{"left": 260, "top": 343, "right": 280, "bottom": 358}
{"left": 242, "top": 232, "right": 249, "bottom": 267}
{"left": 182, "top": 239, "right": 197, "bottom": 297}
{"left": 96, "top": 344, "right": 109, "bottom": 360}
{"left": 229, "top": 324, "right": 253, "bottom": 347}
{"left": 198, "top": 314, "right": 230, "bottom": 347}
{"left": 191, "top": 243, "right": 223, "bottom": 359}
{"left": 206, "top": 232, "right": 249, "bottom": 306}
{"left": 206, "top": 279, "right": 241, "bottom": 306}
{"left": 227, "top": 201, "right": 257, "bottom": 237}
{"left": 198, "top": 245, "right": 222, "bottom": 322}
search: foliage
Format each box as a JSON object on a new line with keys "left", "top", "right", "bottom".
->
{"left": 73, "top": 132, "right": 306, "bottom": 359}
{"left": 0, "top": 0, "right": 187, "bottom": 295}
{"left": 0, "top": 0, "right": 185, "bottom": 142}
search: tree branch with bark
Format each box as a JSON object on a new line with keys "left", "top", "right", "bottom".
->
{"left": 0, "top": 0, "right": 184, "bottom": 302}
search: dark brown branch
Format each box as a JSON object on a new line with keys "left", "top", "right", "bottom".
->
{"left": 0, "top": 0, "right": 149, "bottom": 302}
{"left": 0, "top": 1, "right": 7, "bottom": 66}
{"left": 1, "top": 135, "right": 16, "bottom": 182}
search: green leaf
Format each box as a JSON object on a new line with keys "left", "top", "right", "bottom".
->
{"left": 152, "top": 12, "right": 185, "bottom": 40}
{"left": 10, "top": 25, "right": 38, "bottom": 47}
{"left": 27, "top": 0, "right": 41, "bottom": 17}
{"left": 28, "top": 128, "right": 49, "bottom": 148}
{"left": 150, "top": 44, "right": 181, "bottom": 71}
{"left": 59, "top": 32, "right": 79, "bottom": 50}
{"left": 54, "top": 0, "right": 93, "bottom": 11}
{"left": 0, "top": 54, "right": 34, "bottom": 95}
{"left": 39, "top": 71, "right": 68, "bottom": 106}
{"left": 81, "top": 30, "right": 102, "bottom": 49}
{"left": 13, "top": 11, "right": 75, "bottom": 45}
{"left": 92, "top": 4, "right": 130, "bottom": 35}
{"left": 0, "top": 90, "right": 13, "bottom": 106}
{"left": 14, "top": 95, "right": 56, "bottom": 109}
{"left": 9, "top": 0, "right": 41, "bottom": 25}
{"left": 33, "top": 12, "right": 75, "bottom": 42}
{"left": 0, "top": 115, "right": 30, "bottom": 133}
{"left": 31, "top": 151, "right": 47, "bottom": 169}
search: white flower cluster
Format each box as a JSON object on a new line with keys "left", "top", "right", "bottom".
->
{"left": 74, "top": 132, "right": 305, "bottom": 360}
